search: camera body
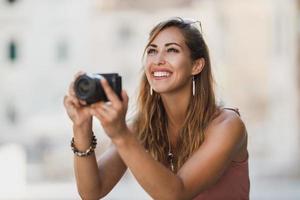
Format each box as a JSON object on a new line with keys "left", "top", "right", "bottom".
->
{"left": 74, "top": 73, "right": 122, "bottom": 105}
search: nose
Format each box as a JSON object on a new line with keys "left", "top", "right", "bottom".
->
{"left": 154, "top": 52, "right": 166, "bottom": 65}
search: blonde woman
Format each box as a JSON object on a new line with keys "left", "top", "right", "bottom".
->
{"left": 64, "top": 17, "right": 250, "bottom": 200}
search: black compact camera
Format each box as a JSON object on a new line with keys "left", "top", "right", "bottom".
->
{"left": 74, "top": 73, "right": 122, "bottom": 104}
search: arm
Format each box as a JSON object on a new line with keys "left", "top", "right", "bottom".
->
{"left": 63, "top": 72, "right": 127, "bottom": 200}
{"left": 73, "top": 126, "right": 127, "bottom": 200}
{"left": 92, "top": 79, "right": 247, "bottom": 200}
{"left": 112, "top": 113, "right": 246, "bottom": 200}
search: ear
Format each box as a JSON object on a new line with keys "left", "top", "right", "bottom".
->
{"left": 191, "top": 58, "right": 205, "bottom": 76}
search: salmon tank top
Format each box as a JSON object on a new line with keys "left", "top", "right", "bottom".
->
{"left": 194, "top": 108, "right": 250, "bottom": 200}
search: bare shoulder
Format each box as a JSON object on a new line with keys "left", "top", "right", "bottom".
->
{"left": 204, "top": 108, "right": 248, "bottom": 160}
{"left": 206, "top": 108, "right": 246, "bottom": 137}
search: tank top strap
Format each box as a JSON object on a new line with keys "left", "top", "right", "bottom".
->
{"left": 223, "top": 107, "right": 240, "bottom": 116}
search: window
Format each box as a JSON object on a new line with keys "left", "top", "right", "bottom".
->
{"left": 5, "top": 102, "right": 17, "bottom": 125}
{"left": 7, "top": 40, "right": 18, "bottom": 62}
{"left": 118, "top": 23, "right": 133, "bottom": 43}
{"left": 56, "top": 40, "right": 69, "bottom": 62}
{"left": 6, "top": 0, "right": 17, "bottom": 4}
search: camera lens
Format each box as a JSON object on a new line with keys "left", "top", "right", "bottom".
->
{"left": 77, "top": 79, "right": 91, "bottom": 95}
{"left": 74, "top": 75, "right": 97, "bottom": 101}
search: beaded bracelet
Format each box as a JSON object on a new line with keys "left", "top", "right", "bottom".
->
{"left": 71, "top": 134, "right": 97, "bottom": 157}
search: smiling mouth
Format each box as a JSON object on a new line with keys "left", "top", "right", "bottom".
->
{"left": 152, "top": 71, "right": 172, "bottom": 78}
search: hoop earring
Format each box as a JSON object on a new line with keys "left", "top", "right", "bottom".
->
{"left": 192, "top": 76, "right": 195, "bottom": 96}
{"left": 150, "top": 86, "right": 153, "bottom": 96}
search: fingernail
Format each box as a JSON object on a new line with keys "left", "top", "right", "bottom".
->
{"left": 101, "top": 79, "right": 107, "bottom": 84}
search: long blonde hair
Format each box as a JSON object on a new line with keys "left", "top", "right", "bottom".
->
{"left": 134, "top": 17, "right": 221, "bottom": 172}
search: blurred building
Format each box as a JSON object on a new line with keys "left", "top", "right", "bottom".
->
{"left": 0, "top": 0, "right": 299, "bottom": 198}
{"left": 298, "top": 0, "right": 300, "bottom": 119}
{"left": 0, "top": 0, "right": 92, "bottom": 183}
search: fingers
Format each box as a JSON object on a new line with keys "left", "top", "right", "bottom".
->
{"left": 63, "top": 95, "right": 71, "bottom": 108}
{"left": 100, "top": 79, "right": 121, "bottom": 107}
{"left": 63, "top": 95, "right": 78, "bottom": 119}
{"left": 64, "top": 94, "right": 81, "bottom": 108}
{"left": 63, "top": 94, "right": 92, "bottom": 125}
{"left": 121, "top": 90, "right": 129, "bottom": 111}
{"left": 89, "top": 102, "right": 117, "bottom": 123}
{"left": 90, "top": 101, "right": 116, "bottom": 115}
{"left": 68, "top": 81, "right": 76, "bottom": 96}
{"left": 74, "top": 71, "right": 85, "bottom": 80}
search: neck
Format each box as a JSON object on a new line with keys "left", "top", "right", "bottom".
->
{"left": 160, "top": 85, "right": 192, "bottom": 139}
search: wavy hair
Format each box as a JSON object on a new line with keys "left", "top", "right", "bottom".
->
{"left": 134, "top": 17, "right": 221, "bottom": 172}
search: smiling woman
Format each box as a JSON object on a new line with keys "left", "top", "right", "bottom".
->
{"left": 144, "top": 27, "right": 201, "bottom": 97}
{"left": 63, "top": 17, "right": 250, "bottom": 200}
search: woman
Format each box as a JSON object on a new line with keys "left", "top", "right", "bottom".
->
{"left": 64, "top": 17, "right": 250, "bottom": 200}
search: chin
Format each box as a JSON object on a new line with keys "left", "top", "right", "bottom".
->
{"left": 152, "top": 88, "right": 172, "bottom": 95}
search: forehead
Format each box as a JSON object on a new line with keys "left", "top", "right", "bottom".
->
{"left": 150, "top": 26, "right": 186, "bottom": 46}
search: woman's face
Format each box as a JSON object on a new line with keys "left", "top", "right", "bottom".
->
{"left": 144, "top": 26, "right": 196, "bottom": 95}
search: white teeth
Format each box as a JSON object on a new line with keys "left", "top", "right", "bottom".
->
{"left": 153, "top": 71, "right": 171, "bottom": 77}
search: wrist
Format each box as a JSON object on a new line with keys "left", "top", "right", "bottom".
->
{"left": 71, "top": 133, "right": 97, "bottom": 157}
{"left": 73, "top": 119, "right": 93, "bottom": 137}
{"left": 72, "top": 120, "right": 93, "bottom": 151}
{"left": 111, "top": 128, "right": 132, "bottom": 148}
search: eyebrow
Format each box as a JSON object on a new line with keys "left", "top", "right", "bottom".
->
{"left": 148, "top": 42, "right": 183, "bottom": 48}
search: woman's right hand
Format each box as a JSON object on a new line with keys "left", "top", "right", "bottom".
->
{"left": 63, "top": 72, "right": 92, "bottom": 132}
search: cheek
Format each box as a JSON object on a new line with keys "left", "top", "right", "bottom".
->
{"left": 171, "top": 58, "right": 192, "bottom": 73}
{"left": 144, "top": 56, "right": 156, "bottom": 75}
{"left": 173, "top": 62, "right": 194, "bottom": 81}
{"left": 145, "top": 70, "right": 151, "bottom": 80}
{"left": 143, "top": 57, "right": 153, "bottom": 69}
{"left": 144, "top": 65, "right": 152, "bottom": 81}
{"left": 166, "top": 54, "right": 187, "bottom": 67}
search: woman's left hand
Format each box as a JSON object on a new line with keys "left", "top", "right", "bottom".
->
{"left": 89, "top": 79, "right": 130, "bottom": 140}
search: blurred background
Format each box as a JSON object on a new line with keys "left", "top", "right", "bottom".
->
{"left": 0, "top": 0, "right": 299, "bottom": 199}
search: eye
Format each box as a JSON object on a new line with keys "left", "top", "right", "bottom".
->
{"left": 167, "top": 48, "right": 179, "bottom": 53}
{"left": 147, "top": 48, "right": 157, "bottom": 55}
